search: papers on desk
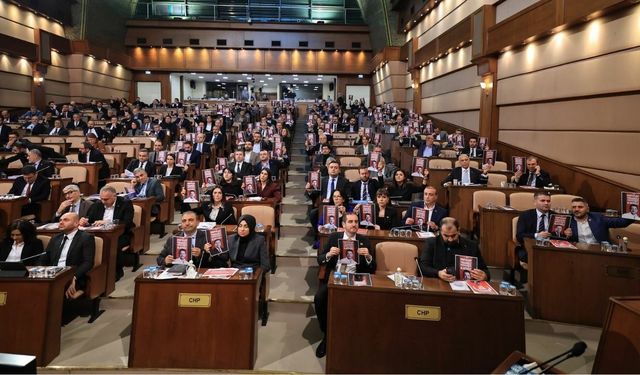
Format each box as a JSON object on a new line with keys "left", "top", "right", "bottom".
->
{"left": 466, "top": 280, "right": 498, "bottom": 295}
{"left": 38, "top": 223, "right": 59, "bottom": 230}
{"left": 246, "top": 196, "right": 263, "bottom": 201}
{"left": 549, "top": 239, "right": 577, "bottom": 249}
{"left": 449, "top": 281, "right": 469, "bottom": 291}
{"left": 499, "top": 205, "right": 516, "bottom": 211}
{"left": 197, "top": 222, "right": 217, "bottom": 230}
{"left": 202, "top": 268, "right": 239, "bottom": 279}
{"left": 123, "top": 169, "right": 135, "bottom": 178}
{"left": 415, "top": 231, "right": 435, "bottom": 239}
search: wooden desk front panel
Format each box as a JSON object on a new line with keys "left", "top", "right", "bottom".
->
{"left": 0, "top": 197, "right": 28, "bottom": 239}
{"left": 479, "top": 208, "right": 520, "bottom": 268}
{"left": 318, "top": 230, "right": 425, "bottom": 256}
{"left": 0, "top": 269, "right": 74, "bottom": 366}
{"left": 529, "top": 241, "right": 640, "bottom": 326}
{"left": 593, "top": 297, "right": 640, "bottom": 373}
{"left": 129, "top": 274, "right": 259, "bottom": 369}
{"left": 327, "top": 276, "right": 525, "bottom": 373}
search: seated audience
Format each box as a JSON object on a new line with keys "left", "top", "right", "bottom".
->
{"left": 442, "top": 154, "right": 490, "bottom": 186}
{"left": 566, "top": 197, "right": 634, "bottom": 243}
{"left": 0, "top": 220, "right": 43, "bottom": 265}
{"left": 227, "top": 214, "right": 270, "bottom": 271}
{"left": 402, "top": 186, "right": 448, "bottom": 231}
{"left": 8, "top": 165, "right": 51, "bottom": 220}
{"left": 53, "top": 184, "right": 93, "bottom": 222}
{"left": 512, "top": 156, "right": 551, "bottom": 188}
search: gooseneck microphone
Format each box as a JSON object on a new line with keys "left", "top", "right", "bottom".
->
{"left": 519, "top": 341, "right": 587, "bottom": 374}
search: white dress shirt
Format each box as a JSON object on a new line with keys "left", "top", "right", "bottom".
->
{"left": 6, "top": 242, "right": 24, "bottom": 262}
{"left": 576, "top": 220, "right": 597, "bottom": 244}
{"left": 103, "top": 205, "right": 115, "bottom": 222}
{"left": 57, "top": 229, "right": 79, "bottom": 266}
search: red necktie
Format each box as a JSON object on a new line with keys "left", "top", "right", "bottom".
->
{"left": 26, "top": 183, "right": 31, "bottom": 197}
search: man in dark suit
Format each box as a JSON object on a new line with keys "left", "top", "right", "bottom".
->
{"left": 9, "top": 165, "right": 51, "bottom": 220}
{"left": 105, "top": 116, "right": 122, "bottom": 140}
{"left": 253, "top": 150, "right": 281, "bottom": 177}
{"left": 355, "top": 136, "right": 374, "bottom": 156}
{"left": 123, "top": 149, "right": 156, "bottom": 177}
{"left": 78, "top": 142, "right": 110, "bottom": 183}
{"left": 350, "top": 167, "right": 379, "bottom": 201}
{"left": 48, "top": 119, "right": 70, "bottom": 136}
{"left": 157, "top": 211, "right": 228, "bottom": 268}
{"left": 194, "top": 133, "right": 211, "bottom": 155}
{"left": 53, "top": 184, "right": 93, "bottom": 222}
{"left": 512, "top": 156, "right": 551, "bottom": 188}
{"left": 131, "top": 168, "right": 165, "bottom": 215}
{"left": 31, "top": 121, "right": 48, "bottom": 136}
{"left": 460, "top": 137, "right": 484, "bottom": 159}
{"left": 417, "top": 135, "right": 441, "bottom": 158}
{"left": 40, "top": 212, "right": 95, "bottom": 298}
{"left": 314, "top": 212, "right": 376, "bottom": 358}
{"left": 418, "top": 217, "right": 489, "bottom": 281}
{"left": 565, "top": 197, "right": 634, "bottom": 243}
{"left": 206, "top": 125, "right": 225, "bottom": 150}
{"left": 67, "top": 113, "right": 87, "bottom": 131}
{"left": 80, "top": 185, "right": 134, "bottom": 280}
{"left": 228, "top": 149, "right": 253, "bottom": 178}
{"left": 0, "top": 120, "right": 11, "bottom": 143}
{"left": 442, "top": 154, "right": 490, "bottom": 186}
{"left": 402, "top": 186, "right": 448, "bottom": 231}
{"left": 27, "top": 149, "right": 54, "bottom": 178}
{"left": 306, "top": 160, "right": 351, "bottom": 203}
{"left": 181, "top": 141, "right": 202, "bottom": 168}
{"left": 516, "top": 191, "right": 553, "bottom": 266}
{"left": 83, "top": 120, "right": 105, "bottom": 139}
{"left": 148, "top": 140, "right": 165, "bottom": 165}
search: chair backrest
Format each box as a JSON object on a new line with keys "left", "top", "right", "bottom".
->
{"left": 94, "top": 236, "right": 103, "bottom": 267}
{"left": 550, "top": 194, "right": 580, "bottom": 211}
{"left": 68, "top": 130, "right": 84, "bottom": 136}
{"left": 335, "top": 147, "right": 356, "bottom": 156}
{"left": 487, "top": 173, "right": 508, "bottom": 187}
{"left": 344, "top": 169, "right": 360, "bottom": 182}
{"left": 7, "top": 159, "right": 23, "bottom": 169}
{"left": 472, "top": 190, "right": 506, "bottom": 212}
{"left": 0, "top": 182, "right": 12, "bottom": 195}
{"left": 493, "top": 161, "right": 508, "bottom": 171}
{"left": 59, "top": 166, "right": 87, "bottom": 183}
{"left": 24, "top": 136, "right": 42, "bottom": 143}
{"left": 375, "top": 242, "right": 419, "bottom": 276}
{"left": 508, "top": 192, "right": 535, "bottom": 211}
{"left": 132, "top": 204, "right": 142, "bottom": 227}
{"left": 107, "top": 181, "right": 130, "bottom": 194}
{"left": 512, "top": 216, "right": 519, "bottom": 242}
{"left": 440, "top": 149, "right": 457, "bottom": 158}
{"left": 131, "top": 137, "right": 154, "bottom": 148}
{"left": 240, "top": 205, "right": 275, "bottom": 226}
{"left": 112, "top": 137, "right": 133, "bottom": 144}
{"left": 113, "top": 144, "right": 138, "bottom": 158}
{"left": 609, "top": 223, "right": 640, "bottom": 249}
{"left": 66, "top": 136, "right": 86, "bottom": 149}
{"left": 46, "top": 144, "right": 62, "bottom": 154}
{"left": 428, "top": 159, "right": 452, "bottom": 170}
{"left": 65, "top": 153, "right": 79, "bottom": 162}
{"left": 340, "top": 156, "right": 362, "bottom": 167}
{"left": 44, "top": 137, "right": 66, "bottom": 144}
{"left": 37, "top": 235, "right": 51, "bottom": 249}
{"left": 454, "top": 160, "right": 479, "bottom": 169}
{"left": 103, "top": 154, "right": 115, "bottom": 169}
{"left": 333, "top": 139, "right": 351, "bottom": 147}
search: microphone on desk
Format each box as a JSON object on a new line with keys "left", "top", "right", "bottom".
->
{"left": 414, "top": 257, "right": 424, "bottom": 280}
{"left": 217, "top": 213, "right": 234, "bottom": 226}
{"left": 20, "top": 251, "right": 47, "bottom": 262}
{"left": 519, "top": 341, "right": 587, "bottom": 374}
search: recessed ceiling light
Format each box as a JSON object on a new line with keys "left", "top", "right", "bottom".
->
{"left": 190, "top": 72, "right": 196, "bottom": 75}
{"left": 198, "top": 76, "right": 204, "bottom": 79}
{"left": 304, "top": 84, "right": 308, "bottom": 86}
{"left": 217, "top": 73, "right": 222, "bottom": 76}
{"left": 303, "top": 81, "right": 309, "bottom": 83}
{"left": 237, "top": 79, "right": 242, "bottom": 82}
{"left": 293, "top": 77, "right": 299, "bottom": 80}
{"left": 263, "top": 83, "right": 268, "bottom": 86}
{"left": 293, "top": 74, "right": 298, "bottom": 77}
{"left": 268, "top": 77, "right": 273, "bottom": 80}
{"left": 265, "top": 73, "right": 270, "bottom": 76}
{"left": 316, "top": 78, "right": 322, "bottom": 80}
{"left": 317, "top": 74, "right": 323, "bottom": 77}
{"left": 259, "top": 80, "right": 264, "bottom": 83}
{"left": 223, "top": 76, "right": 228, "bottom": 79}
{"left": 215, "top": 79, "right": 220, "bottom": 82}
{"left": 242, "top": 73, "right": 248, "bottom": 76}
{"left": 282, "top": 80, "right": 287, "bottom": 83}
{"left": 246, "top": 77, "right": 252, "bottom": 80}
{"left": 144, "top": 70, "right": 151, "bottom": 75}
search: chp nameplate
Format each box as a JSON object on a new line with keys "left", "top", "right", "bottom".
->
{"left": 405, "top": 304, "right": 441, "bottom": 321}
{"left": 178, "top": 293, "right": 211, "bottom": 308}
{"left": 0, "top": 292, "right": 6, "bottom": 306}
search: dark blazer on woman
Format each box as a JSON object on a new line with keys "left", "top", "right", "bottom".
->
{"left": 228, "top": 233, "right": 270, "bottom": 271}
{"left": 387, "top": 181, "right": 425, "bottom": 201}
{"left": 200, "top": 202, "right": 237, "bottom": 225}
{"left": 158, "top": 164, "right": 184, "bottom": 179}
{"left": 0, "top": 238, "right": 44, "bottom": 266}
{"left": 257, "top": 182, "right": 282, "bottom": 202}
{"left": 220, "top": 181, "right": 243, "bottom": 197}
{"left": 374, "top": 205, "right": 399, "bottom": 230}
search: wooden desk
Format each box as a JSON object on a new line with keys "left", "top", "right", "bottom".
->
{"left": 448, "top": 186, "right": 561, "bottom": 233}
{"left": 593, "top": 297, "right": 640, "bottom": 373}
{"left": 526, "top": 239, "right": 640, "bottom": 326}
{"left": 103, "top": 152, "right": 128, "bottom": 174}
{"left": 399, "top": 146, "right": 415, "bottom": 172}
{"left": 55, "top": 162, "right": 102, "bottom": 196}
{"left": 38, "top": 225, "right": 125, "bottom": 296}
{"left": 131, "top": 197, "right": 155, "bottom": 253}
{"left": 479, "top": 207, "right": 521, "bottom": 268}
{"left": 318, "top": 228, "right": 425, "bottom": 255}
{"left": 47, "top": 177, "right": 73, "bottom": 218}
{"left": 128, "top": 269, "right": 261, "bottom": 369}
{"left": 326, "top": 274, "right": 525, "bottom": 373}
{"left": 0, "top": 197, "right": 28, "bottom": 237}
{"left": 159, "top": 177, "right": 181, "bottom": 224}
{"left": 0, "top": 268, "right": 74, "bottom": 366}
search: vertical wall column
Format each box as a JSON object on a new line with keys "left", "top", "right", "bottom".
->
{"left": 477, "top": 59, "right": 498, "bottom": 147}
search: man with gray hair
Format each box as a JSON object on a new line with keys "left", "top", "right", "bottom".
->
{"left": 27, "top": 148, "right": 54, "bottom": 178}
{"left": 81, "top": 185, "right": 134, "bottom": 280}
{"left": 131, "top": 168, "right": 164, "bottom": 215}
{"left": 53, "top": 184, "right": 94, "bottom": 222}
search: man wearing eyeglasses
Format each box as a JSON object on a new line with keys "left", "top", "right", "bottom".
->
{"left": 418, "top": 217, "right": 489, "bottom": 282}
{"left": 53, "top": 184, "right": 93, "bottom": 222}
{"left": 80, "top": 185, "right": 134, "bottom": 280}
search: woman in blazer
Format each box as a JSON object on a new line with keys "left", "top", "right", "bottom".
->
{"left": 228, "top": 214, "right": 270, "bottom": 272}
{"left": 158, "top": 153, "right": 185, "bottom": 178}
{"left": 255, "top": 168, "right": 282, "bottom": 203}
{"left": 199, "top": 186, "right": 237, "bottom": 225}
{"left": 387, "top": 169, "right": 429, "bottom": 201}
{"left": 219, "top": 167, "right": 244, "bottom": 197}
{"left": 0, "top": 220, "right": 43, "bottom": 266}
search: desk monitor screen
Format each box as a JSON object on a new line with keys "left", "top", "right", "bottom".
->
{"left": 0, "top": 262, "right": 28, "bottom": 278}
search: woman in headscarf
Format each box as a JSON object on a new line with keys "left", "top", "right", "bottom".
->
{"left": 228, "top": 214, "right": 270, "bottom": 272}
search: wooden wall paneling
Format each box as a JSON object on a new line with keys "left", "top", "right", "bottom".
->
{"left": 291, "top": 50, "right": 317, "bottom": 73}
{"left": 0, "top": 33, "right": 37, "bottom": 61}
{"left": 438, "top": 17, "right": 472, "bottom": 54}
{"left": 264, "top": 50, "right": 291, "bottom": 72}
{"left": 184, "top": 48, "right": 211, "bottom": 70}
{"left": 132, "top": 72, "right": 171, "bottom": 103}
{"left": 237, "top": 49, "right": 265, "bottom": 71}
{"left": 158, "top": 47, "right": 184, "bottom": 69}
{"left": 211, "top": 49, "right": 237, "bottom": 71}
{"left": 563, "top": 0, "right": 631, "bottom": 23}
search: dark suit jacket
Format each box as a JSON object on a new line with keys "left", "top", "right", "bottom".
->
{"left": 355, "top": 144, "right": 374, "bottom": 155}
{"left": 185, "top": 150, "right": 202, "bottom": 168}
{"left": 0, "top": 124, "right": 11, "bottom": 143}
{"left": 9, "top": 175, "right": 50, "bottom": 203}
{"left": 316, "top": 232, "right": 376, "bottom": 283}
{"left": 207, "top": 133, "right": 224, "bottom": 148}
{"left": 85, "top": 196, "right": 134, "bottom": 248}
{"left": 158, "top": 165, "right": 184, "bottom": 179}
{"left": 33, "top": 160, "right": 54, "bottom": 178}
{"left": 442, "top": 167, "right": 488, "bottom": 186}
{"left": 200, "top": 202, "right": 237, "bottom": 225}
{"left": 228, "top": 161, "right": 252, "bottom": 178}
{"left": 567, "top": 213, "right": 633, "bottom": 243}
{"left": 84, "top": 127, "right": 105, "bottom": 139}
{"left": 194, "top": 142, "right": 211, "bottom": 155}
{"left": 157, "top": 230, "right": 228, "bottom": 268}
{"left": 31, "top": 123, "right": 48, "bottom": 136}
{"left": 47, "top": 127, "right": 69, "bottom": 136}
{"left": 257, "top": 182, "right": 282, "bottom": 202}
{"left": 350, "top": 179, "right": 380, "bottom": 201}
{"left": 516, "top": 209, "right": 547, "bottom": 244}
{"left": 315, "top": 175, "right": 350, "bottom": 201}
{"left": 460, "top": 147, "right": 484, "bottom": 158}
{"left": 67, "top": 120, "right": 87, "bottom": 130}
{"left": 40, "top": 230, "right": 95, "bottom": 289}
{"left": 515, "top": 170, "right": 552, "bottom": 188}
{"left": 417, "top": 143, "right": 441, "bottom": 158}
{"left": 52, "top": 199, "right": 93, "bottom": 222}
{"left": 0, "top": 238, "right": 44, "bottom": 266}
{"left": 228, "top": 233, "right": 270, "bottom": 271}
{"left": 80, "top": 149, "right": 110, "bottom": 180}
{"left": 374, "top": 205, "right": 399, "bottom": 230}
{"left": 125, "top": 159, "right": 156, "bottom": 177}
{"left": 134, "top": 178, "right": 164, "bottom": 215}
{"left": 418, "top": 236, "right": 489, "bottom": 279}
{"left": 253, "top": 160, "right": 280, "bottom": 178}
{"left": 402, "top": 202, "right": 448, "bottom": 229}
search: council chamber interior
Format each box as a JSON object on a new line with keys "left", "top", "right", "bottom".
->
{"left": 0, "top": 0, "right": 639, "bottom": 373}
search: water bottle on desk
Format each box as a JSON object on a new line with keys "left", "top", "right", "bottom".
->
{"left": 393, "top": 267, "right": 403, "bottom": 288}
